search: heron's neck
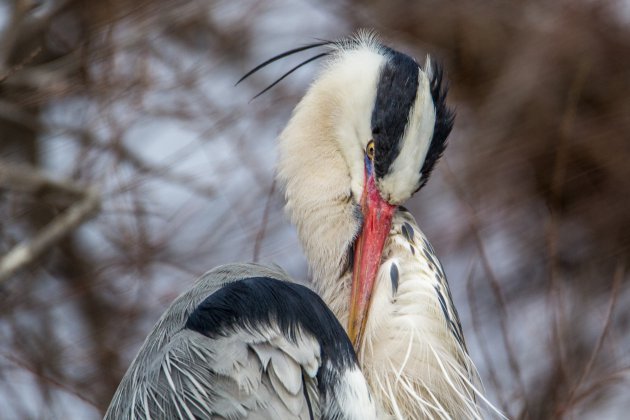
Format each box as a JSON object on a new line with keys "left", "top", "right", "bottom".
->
{"left": 276, "top": 92, "right": 359, "bottom": 290}
{"left": 276, "top": 50, "right": 382, "bottom": 298}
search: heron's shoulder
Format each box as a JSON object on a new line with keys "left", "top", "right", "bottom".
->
{"left": 108, "top": 264, "right": 299, "bottom": 396}
{"left": 197, "top": 262, "right": 293, "bottom": 288}
{"left": 172, "top": 263, "right": 292, "bottom": 312}
{"left": 140, "top": 263, "right": 293, "bottom": 338}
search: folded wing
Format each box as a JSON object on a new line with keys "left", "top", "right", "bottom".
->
{"left": 105, "top": 263, "right": 375, "bottom": 420}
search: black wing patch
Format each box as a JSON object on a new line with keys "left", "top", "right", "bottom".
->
{"left": 185, "top": 277, "right": 358, "bottom": 397}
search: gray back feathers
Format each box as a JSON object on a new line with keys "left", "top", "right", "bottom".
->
{"left": 105, "top": 263, "right": 376, "bottom": 420}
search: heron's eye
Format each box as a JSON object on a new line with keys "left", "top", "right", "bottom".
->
{"left": 366, "top": 140, "right": 375, "bottom": 161}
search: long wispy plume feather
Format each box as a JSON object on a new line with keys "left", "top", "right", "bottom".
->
{"left": 236, "top": 41, "right": 332, "bottom": 99}
{"left": 249, "top": 52, "right": 329, "bottom": 100}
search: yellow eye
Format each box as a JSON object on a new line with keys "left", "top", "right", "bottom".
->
{"left": 366, "top": 140, "right": 375, "bottom": 160}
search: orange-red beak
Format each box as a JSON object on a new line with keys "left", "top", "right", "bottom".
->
{"left": 347, "top": 163, "right": 396, "bottom": 352}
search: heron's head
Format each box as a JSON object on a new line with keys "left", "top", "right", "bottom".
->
{"left": 266, "top": 32, "right": 454, "bottom": 350}
{"left": 332, "top": 38, "right": 452, "bottom": 204}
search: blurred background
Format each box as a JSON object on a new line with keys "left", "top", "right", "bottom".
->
{"left": 1, "top": 0, "right": 629, "bottom": 418}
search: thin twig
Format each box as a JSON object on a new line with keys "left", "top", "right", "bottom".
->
{"left": 546, "top": 59, "right": 591, "bottom": 392}
{"left": 253, "top": 177, "right": 276, "bottom": 262}
{"left": 0, "top": 46, "right": 42, "bottom": 83}
{"left": 0, "top": 162, "right": 100, "bottom": 283}
{"left": 443, "top": 160, "right": 530, "bottom": 417}
{"left": 0, "top": 352, "right": 99, "bottom": 408}
{"left": 466, "top": 261, "right": 511, "bottom": 415}
{"left": 560, "top": 264, "right": 624, "bottom": 414}
{"left": 567, "top": 366, "right": 630, "bottom": 410}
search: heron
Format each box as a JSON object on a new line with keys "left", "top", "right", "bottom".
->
{"left": 106, "top": 32, "right": 493, "bottom": 419}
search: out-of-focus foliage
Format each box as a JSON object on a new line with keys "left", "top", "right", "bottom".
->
{"left": 1, "top": 0, "right": 628, "bottom": 418}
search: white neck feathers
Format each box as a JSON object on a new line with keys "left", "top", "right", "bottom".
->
{"left": 276, "top": 46, "right": 385, "bottom": 289}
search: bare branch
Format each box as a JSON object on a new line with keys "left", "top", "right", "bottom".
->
{"left": 0, "top": 162, "right": 100, "bottom": 283}
{"left": 560, "top": 265, "right": 624, "bottom": 413}
{"left": 253, "top": 178, "right": 276, "bottom": 262}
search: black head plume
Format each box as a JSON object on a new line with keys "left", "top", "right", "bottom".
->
{"left": 418, "top": 60, "right": 455, "bottom": 190}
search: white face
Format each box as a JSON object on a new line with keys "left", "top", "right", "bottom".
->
{"left": 322, "top": 47, "right": 383, "bottom": 204}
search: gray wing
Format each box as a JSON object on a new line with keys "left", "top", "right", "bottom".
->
{"left": 105, "top": 263, "right": 375, "bottom": 420}
{"left": 109, "top": 320, "right": 321, "bottom": 419}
